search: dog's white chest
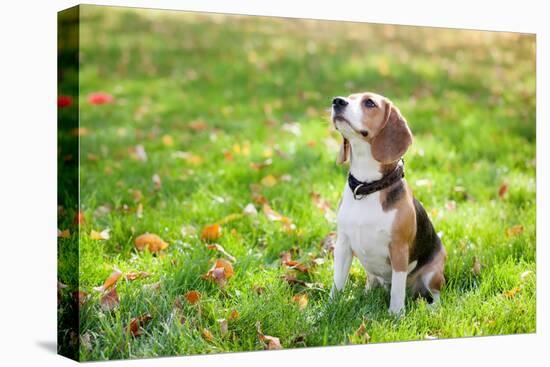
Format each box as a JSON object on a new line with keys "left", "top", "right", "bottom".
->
{"left": 338, "top": 187, "right": 396, "bottom": 279}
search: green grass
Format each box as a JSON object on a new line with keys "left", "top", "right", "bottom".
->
{"left": 57, "top": 5, "right": 536, "bottom": 361}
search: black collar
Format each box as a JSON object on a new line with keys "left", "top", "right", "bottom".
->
{"left": 348, "top": 160, "right": 405, "bottom": 200}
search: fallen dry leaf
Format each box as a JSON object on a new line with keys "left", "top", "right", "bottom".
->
{"left": 162, "top": 134, "right": 174, "bottom": 146}
{"left": 93, "top": 268, "right": 122, "bottom": 292}
{"left": 498, "top": 182, "right": 509, "bottom": 199}
{"left": 202, "top": 328, "right": 214, "bottom": 341}
{"left": 189, "top": 119, "right": 208, "bottom": 131}
{"left": 201, "top": 224, "right": 222, "bottom": 242}
{"left": 100, "top": 287, "right": 120, "bottom": 311}
{"left": 127, "top": 313, "right": 152, "bottom": 337}
{"left": 250, "top": 159, "right": 273, "bottom": 171}
{"left": 503, "top": 286, "right": 521, "bottom": 299}
{"left": 57, "top": 229, "right": 71, "bottom": 238}
{"left": 472, "top": 257, "right": 482, "bottom": 276}
{"left": 263, "top": 204, "right": 296, "bottom": 232}
{"left": 75, "top": 211, "right": 85, "bottom": 225}
{"left": 203, "top": 259, "right": 234, "bottom": 287}
{"left": 134, "top": 233, "right": 169, "bottom": 253}
{"left": 88, "top": 92, "right": 114, "bottom": 105}
{"left": 321, "top": 232, "right": 337, "bottom": 254}
{"left": 152, "top": 174, "right": 162, "bottom": 191}
{"left": 506, "top": 225, "right": 524, "bottom": 237}
{"left": 311, "top": 192, "right": 335, "bottom": 221}
{"left": 281, "top": 273, "right": 306, "bottom": 286}
{"left": 229, "top": 309, "right": 240, "bottom": 320}
{"left": 292, "top": 294, "right": 308, "bottom": 310}
{"left": 261, "top": 175, "right": 278, "bottom": 187}
{"left": 256, "top": 321, "right": 282, "bottom": 350}
{"left": 207, "top": 243, "right": 236, "bottom": 262}
{"left": 90, "top": 228, "right": 110, "bottom": 241}
{"left": 218, "top": 319, "right": 228, "bottom": 337}
{"left": 183, "top": 290, "right": 202, "bottom": 304}
{"left": 173, "top": 151, "right": 203, "bottom": 165}
{"left": 354, "top": 321, "right": 371, "bottom": 343}
{"left": 125, "top": 271, "right": 149, "bottom": 281}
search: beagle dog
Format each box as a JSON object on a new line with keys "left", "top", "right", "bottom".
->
{"left": 330, "top": 92, "right": 446, "bottom": 315}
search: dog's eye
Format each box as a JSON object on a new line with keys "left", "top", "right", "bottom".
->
{"left": 364, "top": 99, "right": 376, "bottom": 108}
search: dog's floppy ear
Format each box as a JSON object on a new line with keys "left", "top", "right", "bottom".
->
{"left": 336, "top": 137, "right": 350, "bottom": 165}
{"left": 371, "top": 103, "right": 412, "bottom": 164}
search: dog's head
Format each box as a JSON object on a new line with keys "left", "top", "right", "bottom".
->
{"left": 331, "top": 92, "right": 412, "bottom": 165}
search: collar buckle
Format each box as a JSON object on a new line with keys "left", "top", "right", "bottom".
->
{"left": 352, "top": 183, "right": 366, "bottom": 200}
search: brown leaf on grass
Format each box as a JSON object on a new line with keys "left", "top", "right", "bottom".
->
{"left": 173, "top": 151, "right": 204, "bottom": 165}
{"left": 100, "top": 287, "right": 120, "bottom": 311}
{"left": 183, "top": 290, "right": 202, "bottom": 304}
{"left": 292, "top": 294, "right": 308, "bottom": 310}
{"left": 252, "top": 193, "right": 268, "bottom": 205}
{"left": 503, "top": 286, "right": 521, "bottom": 299}
{"left": 280, "top": 252, "right": 309, "bottom": 273}
{"left": 57, "top": 229, "right": 70, "bottom": 238}
{"left": 125, "top": 271, "right": 149, "bottom": 281}
{"left": 253, "top": 285, "right": 266, "bottom": 295}
{"left": 132, "top": 189, "right": 143, "bottom": 202}
{"left": 263, "top": 204, "right": 296, "bottom": 232}
{"left": 256, "top": 321, "right": 283, "bottom": 350}
{"left": 498, "top": 182, "right": 509, "bottom": 199}
{"left": 229, "top": 309, "right": 240, "bottom": 320}
{"left": 320, "top": 232, "right": 337, "bottom": 254}
{"left": 261, "top": 175, "right": 278, "bottom": 187}
{"left": 162, "top": 134, "right": 174, "bottom": 146}
{"left": 201, "top": 224, "right": 221, "bottom": 242}
{"left": 207, "top": 243, "right": 236, "bottom": 262}
{"left": 75, "top": 211, "right": 85, "bottom": 225}
{"left": 134, "top": 233, "right": 169, "bottom": 253}
{"left": 218, "top": 319, "right": 229, "bottom": 337}
{"left": 250, "top": 159, "right": 273, "bottom": 171}
{"left": 93, "top": 268, "right": 122, "bottom": 292}
{"left": 311, "top": 192, "right": 335, "bottom": 221}
{"left": 189, "top": 119, "right": 208, "bottom": 131}
{"left": 127, "top": 313, "right": 152, "bottom": 337}
{"left": 74, "top": 291, "right": 89, "bottom": 306}
{"left": 203, "top": 259, "right": 234, "bottom": 287}
{"left": 471, "top": 257, "right": 482, "bottom": 276}
{"left": 90, "top": 228, "right": 110, "bottom": 241}
{"left": 354, "top": 322, "right": 371, "bottom": 343}
{"left": 506, "top": 225, "right": 524, "bottom": 237}
{"left": 152, "top": 174, "right": 162, "bottom": 191}
{"left": 281, "top": 273, "right": 306, "bottom": 286}
{"left": 223, "top": 151, "right": 234, "bottom": 161}
{"left": 202, "top": 328, "right": 214, "bottom": 341}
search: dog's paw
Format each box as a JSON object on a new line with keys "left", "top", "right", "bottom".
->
{"left": 388, "top": 304, "right": 405, "bottom": 316}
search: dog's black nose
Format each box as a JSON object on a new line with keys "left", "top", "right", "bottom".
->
{"left": 332, "top": 97, "right": 348, "bottom": 110}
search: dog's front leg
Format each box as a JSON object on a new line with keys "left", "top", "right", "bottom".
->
{"left": 389, "top": 243, "right": 409, "bottom": 315}
{"left": 331, "top": 233, "right": 352, "bottom": 298}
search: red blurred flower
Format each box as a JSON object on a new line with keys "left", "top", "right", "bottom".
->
{"left": 88, "top": 92, "right": 114, "bottom": 105}
{"left": 58, "top": 95, "right": 73, "bottom": 108}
